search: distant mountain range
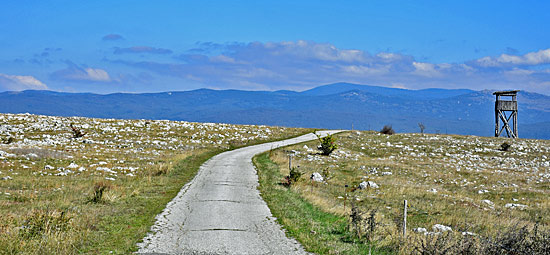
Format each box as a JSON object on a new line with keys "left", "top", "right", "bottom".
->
{"left": 1, "top": 83, "right": 549, "bottom": 139}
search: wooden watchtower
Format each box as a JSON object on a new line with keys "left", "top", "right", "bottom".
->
{"left": 493, "top": 90, "right": 519, "bottom": 138}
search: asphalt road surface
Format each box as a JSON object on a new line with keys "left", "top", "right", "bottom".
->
{"left": 137, "top": 130, "right": 342, "bottom": 255}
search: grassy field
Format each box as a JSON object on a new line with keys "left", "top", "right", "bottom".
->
{"left": 254, "top": 152, "right": 393, "bottom": 255}
{"left": 0, "top": 113, "right": 309, "bottom": 254}
{"left": 260, "top": 130, "right": 550, "bottom": 254}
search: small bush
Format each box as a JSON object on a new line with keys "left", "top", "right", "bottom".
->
{"left": 3, "top": 136, "right": 15, "bottom": 144}
{"left": 411, "top": 223, "right": 550, "bottom": 255}
{"left": 380, "top": 125, "right": 395, "bottom": 135}
{"left": 349, "top": 204, "right": 378, "bottom": 241}
{"left": 70, "top": 123, "right": 85, "bottom": 138}
{"left": 412, "top": 231, "right": 478, "bottom": 255}
{"left": 322, "top": 167, "right": 332, "bottom": 181}
{"left": 500, "top": 142, "right": 511, "bottom": 151}
{"left": 19, "top": 209, "right": 72, "bottom": 239}
{"left": 481, "top": 223, "right": 550, "bottom": 255}
{"left": 89, "top": 181, "right": 111, "bottom": 203}
{"left": 153, "top": 163, "right": 171, "bottom": 176}
{"left": 316, "top": 133, "right": 338, "bottom": 155}
{"left": 285, "top": 166, "right": 303, "bottom": 186}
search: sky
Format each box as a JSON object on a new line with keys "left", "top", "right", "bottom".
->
{"left": 1, "top": 0, "right": 550, "bottom": 94}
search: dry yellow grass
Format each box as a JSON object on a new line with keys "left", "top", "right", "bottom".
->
{"left": 0, "top": 113, "right": 309, "bottom": 254}
{"left": 270, "top": 131, "right": 550, "bottom": 252}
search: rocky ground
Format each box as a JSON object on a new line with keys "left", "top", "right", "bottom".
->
{"left": 269, "top": 131, "right": 550, "bottom": 252}
{"left": 0, "top": 113, "right": 307, "bottom": 254}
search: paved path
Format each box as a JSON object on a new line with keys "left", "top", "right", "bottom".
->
{"left": 137, "top": 130, "right": 343, "bottom": 255}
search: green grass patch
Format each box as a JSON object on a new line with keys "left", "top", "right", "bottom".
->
{"left": 253, "top": 152, "right": 394, "bottom": 255}
{"left": 82, "top": 150, "right": 221, "bottom": 254}
{"left": 0, "top": 113, "right": 312, "bottom": 254}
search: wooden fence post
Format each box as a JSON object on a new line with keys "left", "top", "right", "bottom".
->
{"left": 403, "top": 200, "right": 408, "bottom": 238}
{"left": 288, "top": 155, "right": 292, "bottom": 170}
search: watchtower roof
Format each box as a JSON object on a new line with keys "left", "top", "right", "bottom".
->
{"left": 493, "top": 90, "right": 520, "bottom": 96}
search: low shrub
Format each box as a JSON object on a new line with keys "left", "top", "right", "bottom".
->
{"left": 349, "top": 203, "right": 378, "bottom": 241}
{"left": 3, "top": 136, "right": 15, "bottom": 144}
{"left": 411, "top": 223, "right": 550, "bottom": 255}
{"left": 322, "top": 167, "right": 332, "bottom": 181}
{"left": 20, "top": 209, "right": 72, "bottom": 239}
{"left": 380, "top": 125, "right": 395, "bottom": 135}
{"left": 153, "top": 163, "right": 171, "bottom": 176}
{"left": 316, "top": 132, "right": 338, "bottom": 155}
{"left": 285, "top": 166, "right": 303, "bottom": 186}
{"left": 500, "top": 142, "right": 512, "bottom": 151}
{"left": 69, "top": 123, "right": 85, "bottom": 138}
{"left": 89, "top": 181, "right": 111, "bottom": 203}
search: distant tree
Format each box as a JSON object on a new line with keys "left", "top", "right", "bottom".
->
{"left": 418, "top": 122, "right": 426, "bottom": 134}
{"left": 500, "top": 142, "right": 511, "bottom": 151}
{"left": 380, "top": 125, "right": 395, "bottom": 135}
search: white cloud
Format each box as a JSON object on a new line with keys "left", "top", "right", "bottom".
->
{"left": 475, "top": 48, "right": 550, "bottom": 67}
{"left": 0, "top": 73, "right": 48, "bottom": 91}
{"left": 504, "top": 68, "right": 535, "bottom": 76}
{"left": 256, "top": 40, "right": 368, "bottom": 63}
{"left": 210, "top": 55, "right": 237, "bottom": 63}
{"left": 51, "top": 63, "right": 112, "bottom": 83}
{"left": 111, "top": 41, "right": 550, "bottom": 94}
{"left": 84, "top": 68, "right": 111, "bottom": 82}
{"left": 412, "top": 62, "right": 440, "bottom": 77}
{"left": 522, "top": 49, "right": 550, "bottom": 65}
{"left": 341, "top": 65, "right": 389, "bottom": 76}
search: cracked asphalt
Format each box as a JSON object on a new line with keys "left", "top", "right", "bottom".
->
{"left": 137, "top": 130, "right": 342, "bottom": 255}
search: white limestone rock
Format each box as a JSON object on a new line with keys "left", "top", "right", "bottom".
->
{"left": 310, "top": 172, "right": 324, "bottom": 182}
{"left": 359, "top": 181, "right": 379, "bottom": 189}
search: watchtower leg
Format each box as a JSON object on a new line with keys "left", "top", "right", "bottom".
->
{"left": 495, "top": 110, "right": 499, "bottom": 137}
{"left": 513, "top": 111, "right": 518, "bottom": 138}
{"left": 512, "top": 95, "right": 517, "bottom": 138}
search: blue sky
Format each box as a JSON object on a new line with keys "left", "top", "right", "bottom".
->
{"left": 1, "top": 1, "right": 549, "bottom": 94}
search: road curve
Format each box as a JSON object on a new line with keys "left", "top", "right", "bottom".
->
{"left": 137, "top": 130, "right": 343, "bottom": 255}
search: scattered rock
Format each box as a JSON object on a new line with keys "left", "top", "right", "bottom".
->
{"left": 481, "top": 199, "right": 494, "bottom": 208}
{"left": 310, "top": 172, "right": 324, "bottom": 182}
{"left": 0, "top": 151, "right": 16, "bottom": 158}
{"left": 359, "top": 181, "right": 379, "bottom": 189}
{"left": 432, "top": 224, "right": 452, "bottom": 232}
{"left": 26, "top": 153, "right": 39, "bottom": 159}
{"left": 413, "top": 227, "right": 427, "bottom": 233}
{"left": 505, "top": 203, "right": 528, "bottom": 210}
